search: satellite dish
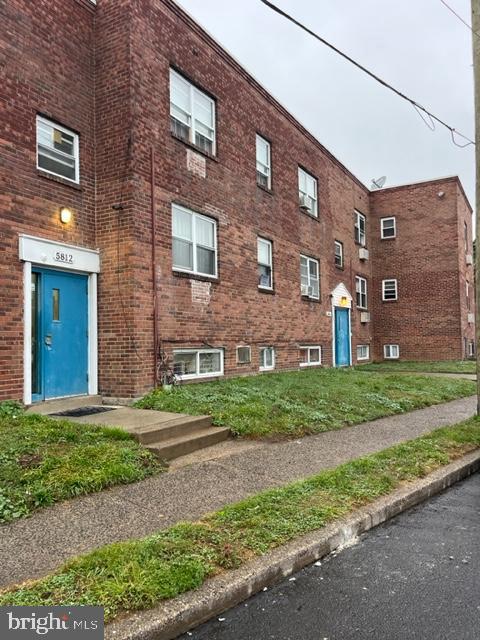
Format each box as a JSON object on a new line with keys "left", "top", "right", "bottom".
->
{"left": 371, "top": 176, "right": 387, "bottom": 190}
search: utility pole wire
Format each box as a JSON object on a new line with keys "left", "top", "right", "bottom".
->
{"left": 260, "top": 0, "right": 475, "bottom": 147}
{"left": 440, "top": 0, "right": 480, "bottom": 38}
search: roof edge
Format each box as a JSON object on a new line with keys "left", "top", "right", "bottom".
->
{"left": 370, "top": 175, "right": 472, "bottom": 212}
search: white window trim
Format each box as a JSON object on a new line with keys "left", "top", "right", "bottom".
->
{"left": 259, "top": 346, "right": 275, "bottom": 371}
{"left": 355, "top": 276, "right": 368, "bottom": 309}
{"left": 256, "top": 134, "right": 271, "bottom": 189}
{"left": 355, "top": 210, "right": 366, "bottom": 246}
{"left": 173, "top": 348, "right": 224, "bottom": 380}
{"left": 468, "top": 341, "right": 475, "bottom": 357}
{"left": 258, "top": 237, "right": 274, "bottom": 291}
{"left": 172, "top": 204, "right": 218, "bottom": 279}
{"left": 170, "top": 68, "right": 216, "bottom": 155}
{"left": 36, "top": 115, "right": 80, "bottom": 184}
{"left": 300, "top": 254, "right": 320, "bottom": 300}
{"left": 382, "top": 279, "right": 398, "bottom": 301}
{"left": 334, "top": 240, "right": 344, "bottom": 268}
{"left": 381, "top": 217, "right": 396, "bottom": 239}
{"left": 236, "top": 345, "right": 251, "bottom": 364}
{"left": 357, "top": 344, "right": 370, "bottom": 361}
{"left": 384, "top": 344, "right": 399, "bottom": 360}
{"left": 299, "top": 345, "right": 322, "bottom": 367}
{"left": 298, "top": 167, "right": 318, "bottom": 217}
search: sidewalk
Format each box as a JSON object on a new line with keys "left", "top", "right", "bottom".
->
{"left": 0, "top": 395, "right": 476, "bottom": 590}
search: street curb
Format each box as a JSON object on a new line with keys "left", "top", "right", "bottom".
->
{"left": 106, "top": 450, "right": 480, "bottom": 640}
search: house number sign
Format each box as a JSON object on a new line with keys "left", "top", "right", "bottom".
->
{"left": 54, "top": 251, "right": 74, "bottom": 264}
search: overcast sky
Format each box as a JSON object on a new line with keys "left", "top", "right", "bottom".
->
{"left": 176, "top": 0, "right": 475, "bottom": 206}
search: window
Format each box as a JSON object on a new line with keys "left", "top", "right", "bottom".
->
{"left": 334, "top": 241, "right": 344, "bottom": 268}
{"left": 467, "top": 281, "right": 470, "bottom": 310}
{"left": 468, "top": 341, "right": 475, "bottom": 357}
{"left": 169, "top": 69, "right": 216, "bottom": 155}
{"left": 236, "top": 346, "right": 251, "bottom": 364}
{"left": 384, "top": 344, "right": 399, "bottom": 359}
{"left": 464, "top": 222, "right": 468, "bottom": 252}
{"left": 256, "top": 135, "right": 271, "bottom": 189}
{"left": 258, "top": 237, "right": 273, "bottom": 290}
{"left": 300, "top": 255, "right": 320, "bottom": 299}
{"left": 355, "top": 276, "right": 367, "bottom": 309}
{"left": 300, "top": 346, "right": 321, "bottom": 367}
{"left": 173, "top": 349, "right": 223, "bottom": 379}
{"left": 381, "top": 217, "right": 396, "bottom": 239}
{"left": 354, "top": 210, "right": 366, "bottom": 246}
{"left": 382, "top": 279, "right": 398, "bottom": 301}
{"left": 172, "top": 204, "right": 217, "bottom": 277}
{"left": 298, "top": 167, "right": 318, "bottom": 217}
{"left": 357, "top": 345, "right": 370, "bottom": 361}
{"left": 36, "top": 116, "right": 79, "bottom": 183}
{"left": 259, "top": 346, "right": 275, "bottom": 371}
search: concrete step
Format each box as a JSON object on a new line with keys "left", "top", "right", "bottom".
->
{"left": 26, "top": 395, "right": 103, "bottom": 415}
{"left": 146, "top": 426, "right": 230, "bottom": 461}
{"left": 134, "top": 415, "right": 213, "bottom": 445}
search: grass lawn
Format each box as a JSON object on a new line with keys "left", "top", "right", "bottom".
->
{"left": 0, "top": 403, "right": 162, "bottom": 523}
{"left": 356, "top": 360, "right": 476, "bottom": 374}
{"left": 1, "top": 418, "right": 479, "bottom": 621}
{"left": 136, "top": 368, "right": 475, "bottom": 438}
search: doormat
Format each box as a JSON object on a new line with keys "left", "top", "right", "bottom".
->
{"left": 49, "top": 406, "right": 117, "bottom": 418}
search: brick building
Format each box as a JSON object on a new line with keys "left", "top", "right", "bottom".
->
{"left": 0, "top": 0, "right": 474, "bottom": 404}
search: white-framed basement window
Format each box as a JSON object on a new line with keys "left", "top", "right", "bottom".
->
{"left": 381, "top": 217, "right": 396, "bottom": 239}
{"left": 384, "top": 344, "right": 399, "bottom": 359}
{"left": 354, "top": 210, "right": 366, "bottom": 246}
{"left": 258, "top": 237, "right": 273, "bottom": 290}
{"left": 382, "top": 279, "right": 398, "bottom": 301}
{"left": 36, "top": 116, "right": 79, "bottom": 183}
{"left": 355, "top": 276, "right": 367, "bottom": 309}
{"left": 298, "top": 167, "right": 318, "bottom": 217}
{"left": 259, "top": 346, "right": 275, "bottom": 371}
{"left": 300, "top": 255, "right": 320, "bottom": 299}
{"left": 173, "top": 349, "right": 223, "bottom": 379}
{"left": 468, "top": 341, "right": 475, "bottom": 357}
{"left": 236, "top": 345, "right": 251, "bottom": 364}
{"left": 357, "top": 344, "right": 370, "bottom": 361}
{"left": 170, "top": 68, "right": 216, "bottom": 155}
{"left": 172, "top": 204, "right": 217, "bottom": 278}
{"left": 256, "top": 134, "right": 271, "bottom": 189}
{"left": 300, "top": 345, "right": 321, "bottom": 367}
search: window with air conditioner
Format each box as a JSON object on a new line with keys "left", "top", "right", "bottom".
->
{"left": 298, "top": 167, "right": 318, "bottom": 217}
{"left": 258, "top": 237, "right": 273, "bottom": 290}
{"left": 172, "top": 204, "right": 217, "bottom": 277}
{"left": 357, "top": 344, "right": 370, "bottom": 361}
{"left": 381, "top": 217, "right": 396, "bottom": 239}
{"left": 355, "top": 276, "right": 367, "bottom": 309}
{"left": 173, "top": 349, "right": 223, "bottom": 379}
{"left": 300, "top": 346, "right": 321, "bottom": 367}
{"left": 300, "top": 255, "right": 320, "bottom": 299}
{"left": 382, "top": 279, "right": 398, "bottom": 301}
{"left": 256, "top": 134, "right": 271, "bottom": 189}
{"left": 384, "top": 344, "right": 399, "bottom": 359}
{"left": 354, "top": 210, "right": 366, "bottom": 246}
{"left": 259, "top": 346, "right": 275, "bottom": 371}
{"left": 170, "top": 68, "right": 216, "bottom": 155}
{"left": 36, "top": 116, "right": 79, "bottom": 183}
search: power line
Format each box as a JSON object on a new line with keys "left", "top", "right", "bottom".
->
{"left": 439, "top": 0, "right": 480, "bottom": 38}
{"left": 259, "top": 0, "right": 475, "bottom": 147}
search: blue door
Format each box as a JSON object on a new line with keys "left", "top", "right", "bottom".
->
{"left": 334, "top": 307, "right": 350, "bottom": 367}
{"left": 33, "top": 269, "right": 88, "bottom": 400}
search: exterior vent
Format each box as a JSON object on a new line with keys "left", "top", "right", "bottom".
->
{"left": 359, "top": 247, "right": 369, "bottom": 261}
{"left": 466, "top": 254, "right": 473, "bottom": 265}
{"left": 468, "top": 313, "right": 475, "bottom": 324}
{"left": 360, "top": 312, "right": 371, "bottom": 323}
{"left": 299, "top": 194, "right": 311, "bottom": 211}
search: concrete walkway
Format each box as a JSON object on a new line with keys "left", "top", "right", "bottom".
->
{"left": 0, "top": 396, "right": 476, "bottom": 590}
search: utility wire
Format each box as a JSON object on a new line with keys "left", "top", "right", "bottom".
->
{"left": 439, "top": 0, "right": 480, "bottom": 38}
{"left": 260, "top": 0, "right": 475, "bottom": 147}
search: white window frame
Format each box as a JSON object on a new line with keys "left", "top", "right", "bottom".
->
{"left": 259, "top": 346, "right": 275, "bottom": 371}
{"left": 357, "top": 344, "right": 370, "bottom": 361}
{"left": 299, "top": 345, "right": 322, "bottom": 367}
{"left": 382, "top": 279, "right": 398, "bottom": 301}
{"left": 298, "top": 167, "right": 318, "bottom": 217}
{"left": 256, "top": 134, "right": 271, "bottom": 189}
{"left": 173, "top": 348, "right": 224, "bottom": 380}
{"left": 384, "top": 344, "right": 399, "bottom": 360}
{"left": 354, "top": 210, "right": 366, "bottom": 246}
{"left": 169, "top": 68, "right": 216, "bottom": 155}
{"left": 355, "top": 276, "right": 367, "bottom": 309}
{"left": 36, "top": 115, "right": 80, "bottom": 184}
{"left": 468, "top": 341, "right": 475, "bottom": 357}
{"left": 334, "top": 240, "right": 344, "bottom": 269}
{"left": 381, "top": 217, "right": 396, "bottom": 239}
{"left": 172, "top": 204, "right": 218, "bottom": 278}
{"left": 236, "top": 345, "right": 251, "bottom": 364}
{"left": 300, "top": 254, "right": 320, "bottom": 300}
{"left": 258, "top": 237, "right": 273, "bottom": 291}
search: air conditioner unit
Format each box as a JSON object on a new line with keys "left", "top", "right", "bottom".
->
{"left": 299, "top": 194, "right": 311, "bottom": 211}
{"left": 359, "top": 247, "right": 369, "bottom": 261}
{"left": 360, "top": 312, "right": 371, "bottom": 323}
{"left": 468, "top": 313, "right": 475, "bottom": 324}
{"left": 301, "top": 284, "right": 313, "bottom": 296}
{"left": 466, "top": 254, "right": 473, "bottom": 265}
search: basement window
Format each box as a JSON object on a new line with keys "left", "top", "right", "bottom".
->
{"left": 300, "top": 346, "right": 321, "bottom": 367}
{"left": 236, "top": 346, "right": 251, "bottom": 364}
{"left": 173, "top": 349, "right": 223, "bottom": 379}
{"left": 357, "top": 344, "right": 370, "bottom": 361}
{"left": 383, "top": 344, "right": 399, "bottom": 360}
{"left": 36, "top": 116, "right": 79, "bottom": 183}
{"left": 259, "top": 346, "right": 275, "bottom": 371}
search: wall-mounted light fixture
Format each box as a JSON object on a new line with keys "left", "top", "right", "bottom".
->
{"left": 59, "top": 207, "right": 72, "bottom": 224}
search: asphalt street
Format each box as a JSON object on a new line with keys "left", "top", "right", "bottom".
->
{"left": 179, "top": 472, "right": 480, "bottom": 640}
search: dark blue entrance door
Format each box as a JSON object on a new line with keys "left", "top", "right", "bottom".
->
{"left": 334, "top": 307, "right": 350, "bottom": 367}
{"left": 36, "top": 269, "right": 88, "bottom": 400}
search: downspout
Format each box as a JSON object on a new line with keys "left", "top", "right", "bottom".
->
{"left": 151, "top": 146, "right": 159, "bottom": 387}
